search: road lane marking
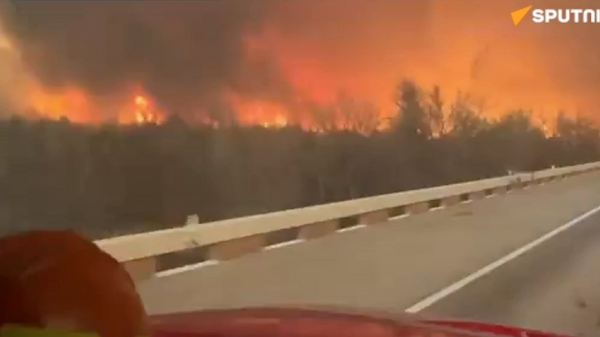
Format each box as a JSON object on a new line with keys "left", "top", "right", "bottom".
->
{"left": 156, "top": 260, "right": 219, "bottom": 278}
{"left": 390, "top": 214, "right": 410, "bottom": 220}
{"left": 404, "top": 203, "right": 600, "bottom": 313}
{"left": 265, "top": 239, "right": 304, "bottom": 250}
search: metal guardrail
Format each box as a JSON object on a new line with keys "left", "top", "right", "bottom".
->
{"left": 95, "top": 161, "right": 600, "bottom": 281}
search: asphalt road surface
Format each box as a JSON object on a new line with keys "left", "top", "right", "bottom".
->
{"left": 419, "top": 203, "right": 600, "bottom": 337}
{"left": 140, "top": 171, "right": 600, "bottom": 337}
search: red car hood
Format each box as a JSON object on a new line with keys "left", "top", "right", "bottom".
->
{"left": 150, "top": 307, "right": 572, "bottom": 337}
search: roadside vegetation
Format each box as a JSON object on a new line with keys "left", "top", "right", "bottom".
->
{"left": 1, "top": 80, "right": 598, "bottom": 238}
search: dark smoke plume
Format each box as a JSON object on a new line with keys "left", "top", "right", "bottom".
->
{"left": 0, "top": 0, "right": 296, "bottom": 119}
{"left": 0, "top": 0, "right": 433, "bottom": 121}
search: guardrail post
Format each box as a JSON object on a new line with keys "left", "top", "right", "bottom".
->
{"left": 406, "top": 202, "right": 429, "bottom": 214}
{"left": 441, "top": 195, "right": 460, "bottom": 207}
{"left": 186, "top": 214, "right": 200, "bottom": 225}
{"left": 493, "top": 186, "right": 507, "bottom": 194}
{"left": 359, "top": 210, "right": 389, "bottom": 225}
{"left": 122, "top": 257, "right": 157, "bottom": 282}
{"left": 299, "top": 220, "right": 339, "bottom": 239}
{"left": 208, "top": 235, "right": 265, "bottom": 261}
{"left": 469, "top": 190, "right": 486, "bottom": 200}
{"left": 510, "top": 178, "right": 524, "bottom": 190}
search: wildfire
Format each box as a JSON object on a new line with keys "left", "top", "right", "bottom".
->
{"left": 227, "top": 93, "right": 295, "bottom": 129}
{"left": 133, "top": 95, "right": 161, "bottom": 125}
{"left": 261, "top": 114, "right": 288, "bottom": 129}
{"left": 27, "top": 85, "right": 92, "bottom": 123}
{"left": 24, "top": 81, "right": 167, "bottom": 126}
{"left": 21, "top": 83, "right": 566, "bottom": 136}
{"left": 6, "top": 0, "right": 600, "bottom": 132}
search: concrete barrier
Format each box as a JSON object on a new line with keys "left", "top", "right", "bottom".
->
{"left": 95, "top": 162, "right": 600, "bottom": 281}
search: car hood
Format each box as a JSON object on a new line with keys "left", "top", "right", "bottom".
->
{"left": 149, "top": 307, "right": 573, "bottom": 337}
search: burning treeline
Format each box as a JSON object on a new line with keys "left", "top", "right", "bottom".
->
{"left": 2, "top": 0, "right": 600, "bottom": 127}
{"left": 1, "top": 80, "right": 599, "bottom": 238}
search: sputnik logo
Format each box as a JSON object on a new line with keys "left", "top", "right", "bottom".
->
{"left": 511, "top": 5, "right": 532, "bottom": 26}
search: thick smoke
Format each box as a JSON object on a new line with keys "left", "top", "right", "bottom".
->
{"left": 0, "top": 0, "right": 433, "bottom": 121}
{"left": 1, "top": 0, "right": 600, "bottom": 121}
{"left": 0, "top": 0, "right": 295, "bottom": 119}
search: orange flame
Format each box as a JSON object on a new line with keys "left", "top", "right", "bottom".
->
{"left": 27, "top": 85, "right": 92, "bottom": 123}
{"left": 133, "top": 95, "right": 162, "bottom": 125}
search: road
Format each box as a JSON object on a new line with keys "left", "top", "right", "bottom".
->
{"left": 139, "top": 171, "right": 600, "bottom": 336}
{"left": 421, "top": 205, "right": 600, "bottom": 337}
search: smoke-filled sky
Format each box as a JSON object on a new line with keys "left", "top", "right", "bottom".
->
{"left": 0, "top": 0, "right": 599, "bottom": 124}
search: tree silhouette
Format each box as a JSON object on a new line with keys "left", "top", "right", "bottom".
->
{"left": 0, "top": 80, "right": 598, "bottom": 238}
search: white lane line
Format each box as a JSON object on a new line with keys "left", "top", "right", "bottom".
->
{"left": 337, "top": 224, "right": 367, "bottom": 233}
{"left": 390, "top": 214, "right": 410, "bottom": 220}
{"left": 404, "top": 203, "right": 600, "bottom": 313}
{"left": 156, "top": 260, "right": 219, "bottom": 278}
{"left": 265, "top": 239, "right": 304, "bottom": 250}
{"left": 158, "top": 239, "right": 307, "bottom": 277}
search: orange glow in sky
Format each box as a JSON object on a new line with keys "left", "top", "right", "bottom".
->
{"left": 0, "top": 0, "right": 599, "bottom": 126}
